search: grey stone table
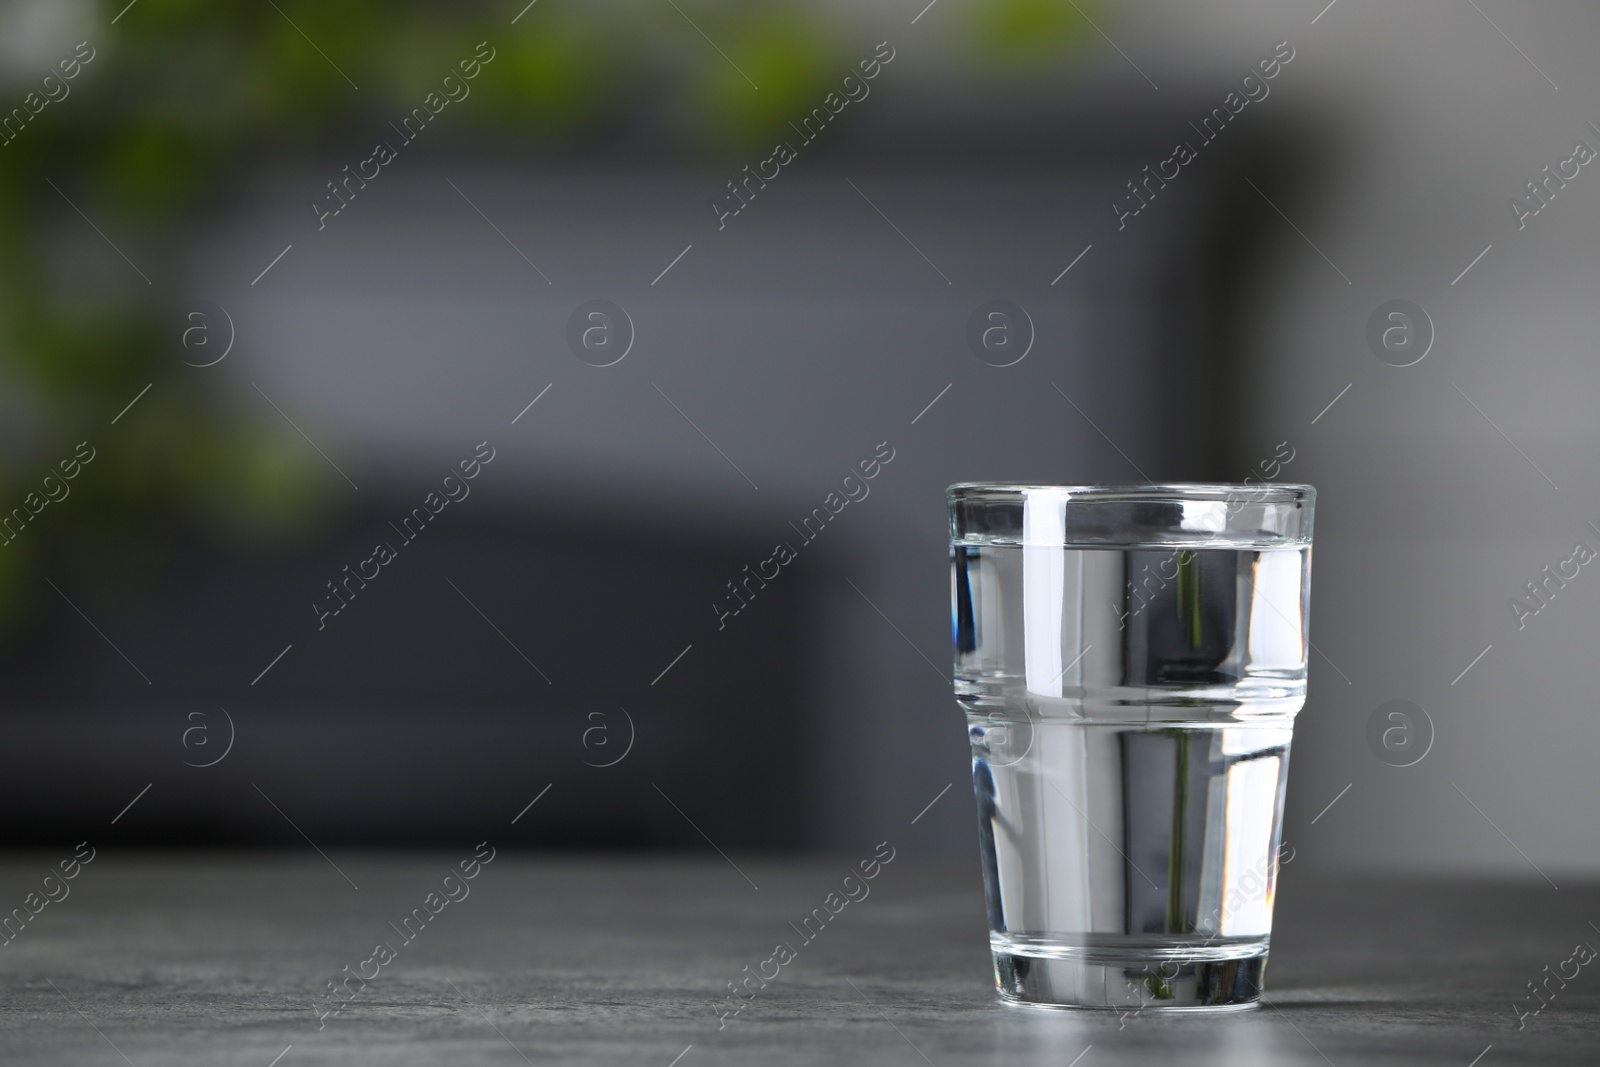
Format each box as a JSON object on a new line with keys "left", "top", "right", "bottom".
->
{"left": 0, "top": 852, "right": 1593, "bottom": 1065}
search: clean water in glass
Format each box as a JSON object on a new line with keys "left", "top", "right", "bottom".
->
{"left": 949, "top": 484, "right": 1314, "bottom": 1010}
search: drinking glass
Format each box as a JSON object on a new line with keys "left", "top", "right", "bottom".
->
{"left": 949, "top": 483, "right": 1315, "bottom": 1010}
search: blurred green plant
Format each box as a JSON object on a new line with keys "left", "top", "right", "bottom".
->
{"left": 0, "top": 0, "right": 1092, "bottom": 631}
{"left": 686, "top": 8, "right": 842, "bottom": 154}
{"left": 967, "top": 0, "right": 1096, "bottom": 71}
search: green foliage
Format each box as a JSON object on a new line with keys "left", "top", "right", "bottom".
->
{"left": 93, "top": 123, "right": 221, "bottom": 221}
{"left": 12, "top": 308, "right": 156, "bottom": 398}
{"left": 968, "top": 0, "right": 1094, "bottom": 69}
{"left": 688, "top": 10, "right": 842, "bottom": 154}
{"left": 0, "top": 0, "right": 1092, "bottom": 625}
{"left": 473, "top": 15, "right": 637, "bottom": 139}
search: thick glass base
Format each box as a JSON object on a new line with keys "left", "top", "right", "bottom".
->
{"left": 992, "top": 942, "right": 1268, "bottom": 1010}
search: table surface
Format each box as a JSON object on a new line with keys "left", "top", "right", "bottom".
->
{"left": 0, "top": 852, "right": 1593, "bottom": 1066}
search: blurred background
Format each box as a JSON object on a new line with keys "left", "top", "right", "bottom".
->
{"left": 1, "top": 0, "right": 1595, "bottom": 878}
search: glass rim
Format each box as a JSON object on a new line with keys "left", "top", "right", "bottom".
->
{"left": 947, "top": 482, "right": 1315, "bottom": 504}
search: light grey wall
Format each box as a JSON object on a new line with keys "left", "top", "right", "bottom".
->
{"left": 1112, "top": 0, "right": 1600, "bottom": 877}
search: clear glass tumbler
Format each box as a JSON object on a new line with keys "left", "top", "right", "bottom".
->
{"left": 949, "top": 483, "right": 1315, "bottom": 1010}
